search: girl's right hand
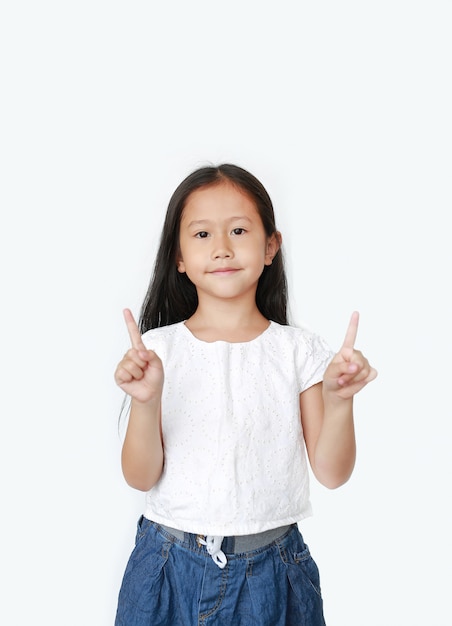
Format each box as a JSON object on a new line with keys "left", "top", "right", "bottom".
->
{"left": 114, "top": 308, "right": 164, "bottom": 404}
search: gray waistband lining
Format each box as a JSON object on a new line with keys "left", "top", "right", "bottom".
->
{"left": 158, "top": 523, "right": 294, "bottom": 554}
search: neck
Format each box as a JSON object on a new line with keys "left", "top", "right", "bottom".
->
{"left": 185, "top": 299, "right": 269, "bottom": 343}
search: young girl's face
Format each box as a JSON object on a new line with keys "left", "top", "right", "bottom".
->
{"left": 177, "top": 182, "right": 278, "bottom": 304}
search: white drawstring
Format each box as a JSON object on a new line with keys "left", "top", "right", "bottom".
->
{"left": 198, "top": 535, "right": 227, "bottom": 569}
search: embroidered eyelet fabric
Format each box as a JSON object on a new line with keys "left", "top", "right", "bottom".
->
{"left": 125, "top": 321, "right": 334, "bottom": 536}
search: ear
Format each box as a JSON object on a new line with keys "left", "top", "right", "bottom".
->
{"left": 264, "top": 231, "right": 282, "bottom": 266}
{"left": 177, "top": 257, "right": 186, "bottom": 273}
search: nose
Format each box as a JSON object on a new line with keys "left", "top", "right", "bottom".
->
{"left": 211, "top": 233, "right": 233, "bottom": 260}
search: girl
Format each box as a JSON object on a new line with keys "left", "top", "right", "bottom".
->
{"left": 114, "top": 163, "right": 377, "bottom": 625}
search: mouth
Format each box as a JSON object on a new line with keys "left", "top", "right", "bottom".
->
{"left": 209, "top": 268, "right": 240, "bottom": 276}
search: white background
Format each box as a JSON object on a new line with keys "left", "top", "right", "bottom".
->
{"left": 1, "top": 1, "right": 451, "bottom": 624}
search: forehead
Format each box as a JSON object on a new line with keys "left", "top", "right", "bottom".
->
{"left": 181, "top": 182, "right": 260, "bottom": 222}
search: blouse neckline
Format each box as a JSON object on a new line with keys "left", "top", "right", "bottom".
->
{"left": 181, "top": 320, "right": 274, "bottom": 346}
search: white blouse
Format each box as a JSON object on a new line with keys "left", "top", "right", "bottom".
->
{"left": 135, "top": 320, "right": 334, "bottom": 536}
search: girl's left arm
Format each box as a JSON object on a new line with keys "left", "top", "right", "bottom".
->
{"left": 301, "top": 312, "right": 377, "bottom": 489}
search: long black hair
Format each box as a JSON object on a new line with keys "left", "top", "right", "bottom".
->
{"left": 138, "top": 163, "right": 288, "bottom": 332}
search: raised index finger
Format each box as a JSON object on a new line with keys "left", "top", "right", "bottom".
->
{"left": 123, "top": 308, "right": 145, "bottom": 350}
{"left": 341, "top": 310, "right": 359, "bottom": 351}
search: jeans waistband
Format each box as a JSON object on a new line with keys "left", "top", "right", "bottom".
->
{"left": 157, "top": 522, "right": 295, "bottom": 555}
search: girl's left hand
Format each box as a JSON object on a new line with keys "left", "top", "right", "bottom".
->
{"left": 323, "top": 311, "right": 378, "bottom": 400}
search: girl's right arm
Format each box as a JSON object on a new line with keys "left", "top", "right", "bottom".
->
{"left": 114, "top": 309, "right": 164, "bottom": 492}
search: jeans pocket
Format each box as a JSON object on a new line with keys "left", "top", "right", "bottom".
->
{"left": 135, "top": 515, "right": 153, "bottom": 545}
{"left": 119, "top": 522, "right": 171, "bottom": 614}
{"left": 289, "top": 546, "right": 323, "bottom": 599}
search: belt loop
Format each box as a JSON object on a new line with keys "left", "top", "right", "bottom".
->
{"left": 278, "top": 544, "right": 288, "bottom": 564}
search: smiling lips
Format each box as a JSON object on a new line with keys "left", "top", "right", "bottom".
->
{"left": 209, "top": 267, "right": 240, "bottom": 276}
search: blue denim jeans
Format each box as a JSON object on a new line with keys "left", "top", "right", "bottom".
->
{"left": 115, "top": 517, "right": 326, "bottom": 625}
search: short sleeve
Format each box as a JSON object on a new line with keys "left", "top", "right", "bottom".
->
{"left": 297, "top": 331, "right": 335, "bottom": 393}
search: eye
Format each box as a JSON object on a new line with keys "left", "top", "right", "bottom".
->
{"left": 231, "top": 228, "right": 246, "bottom": 235}
{"left": 195, "top": 231, "right": 209, "bottom": 239}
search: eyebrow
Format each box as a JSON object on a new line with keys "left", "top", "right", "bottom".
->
{"left": 186, "top": 216, "right": 253, "bottom": 228}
